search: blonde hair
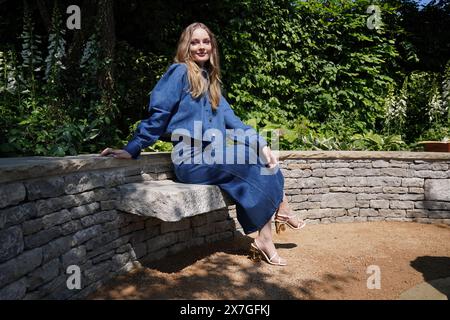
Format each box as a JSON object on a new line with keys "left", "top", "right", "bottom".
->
{"left": 174, "top": 22, "right": 221, "bottom": 110}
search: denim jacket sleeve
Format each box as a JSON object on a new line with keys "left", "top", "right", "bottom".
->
{"left": 123, "top": 64, "right": 187, "bottom": 159}
{"left": 222, "top": 97, "right": 267, "bottom": 152}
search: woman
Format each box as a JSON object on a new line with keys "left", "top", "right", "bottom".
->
{"left": 100, "top": 22, "right": 305, "bottom": 266}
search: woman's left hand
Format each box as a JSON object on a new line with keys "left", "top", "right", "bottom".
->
{"left": 100, "top": 148, "right": 132, "bottom": 159}
{"left": 262, "top": 146, "right": 278, "bottom": 168}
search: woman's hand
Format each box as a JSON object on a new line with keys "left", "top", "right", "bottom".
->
{"left": 100, "top": 148, "right": 132, "bottom": 159}
{"left": 261, "top": 146, "right": 278, "bottom": 168}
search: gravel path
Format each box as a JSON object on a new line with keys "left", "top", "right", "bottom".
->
{"left": 89, "top": 221, "right": 450, "bottom": 300}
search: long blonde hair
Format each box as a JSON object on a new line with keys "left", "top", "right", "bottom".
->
{"left": 174, "top": 22, "right": 221, "bottom": 110}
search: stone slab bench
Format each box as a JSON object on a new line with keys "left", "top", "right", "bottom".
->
{"left": 116, "top": 180, "right": 232, "bottom": 221}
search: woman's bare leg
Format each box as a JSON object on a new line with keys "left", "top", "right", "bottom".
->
{"left": 276, "top": 192, "right": 305, "bottom": 228}
{"left": 278, "top": 193, "right": 290, "bottom": 211}
{"left": 254, "top": 216, "right": 286, "bottom": 265}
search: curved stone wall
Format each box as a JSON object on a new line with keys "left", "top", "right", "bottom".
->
{"left": 0, "top": 150, "right": 449, "bottom": 299}
{"left": 280, "top": 151, "right": 450, "bottom": 225}
{"left": 0, "top": 153, "right": 236, "bottom": 300}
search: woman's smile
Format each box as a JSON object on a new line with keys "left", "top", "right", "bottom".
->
{"left": 190, "top": 28, "right": 212, "bottom": 66}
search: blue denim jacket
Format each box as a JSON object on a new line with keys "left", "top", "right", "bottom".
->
{"left": 123, "top": 63, "right": 267, "bottom": 159}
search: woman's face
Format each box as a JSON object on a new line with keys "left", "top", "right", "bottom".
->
{"left": 189, "top": 28, "right": 212, "bottom": 67}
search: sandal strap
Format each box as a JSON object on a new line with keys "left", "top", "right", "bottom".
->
{"left": 269, "top": 252, "right": 278, "bottom": 262}
{"left": 255, "top": 241, "right": 282, "bottom": 265}
{"left": 269, "top": 252, "right": 282, "bottom": 265}
{"left": 277, "top": 213, "right": 297, "bottom": 219}
{"left": 276, "top": 212, "right": 299, "bottom": 221}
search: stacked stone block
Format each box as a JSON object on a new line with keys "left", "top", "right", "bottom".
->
{"left": 281, "top": 159, "right": 450, "bottom": 225}
{"left": 1, "top": 152, "right": 449, "bottom": 300}
{"left": 0, "top": 162, "right": 236, "bottom": 300}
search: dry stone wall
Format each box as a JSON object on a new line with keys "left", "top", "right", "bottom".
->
{"left": 0, "top": 155, "right": 237, "bottom": 300}
{"left": 1, "top": 151, "right": 449, "bottom": 299}
{"left": 281, "top": 152, "right": 450, "bottom": 225}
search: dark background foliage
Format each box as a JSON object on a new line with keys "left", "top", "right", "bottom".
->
{"left": 0, "top": 0, "right": 449, "bottom": 156}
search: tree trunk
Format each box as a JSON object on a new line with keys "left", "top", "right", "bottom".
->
{"left": 66, "top": 0, "right": 98, "bottom": 70}
{"left": 97, "top": 0, "right": 116, "bottom": 110}
{"left": 36, "top": 0, "right": 51, "bottom": 33}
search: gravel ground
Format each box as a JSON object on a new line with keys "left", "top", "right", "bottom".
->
{"left": 89, "top": 221, "right": 450, "bottom": 300}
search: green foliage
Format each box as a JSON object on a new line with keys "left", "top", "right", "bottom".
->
{"left": 1, "top": 0, "right": 449, "bottom": 156}
{"left": 381, "top": 67, "right": 450, "bottom": 143}
{"left": 300, "top": 133, "right": 349, "bottom": 151}
{"left": 1, "top": 4, "right": 123, "bottom": 157}
{"left": 222, "top": 0, "right": 398, "bottom": 131}
{"left": 351, "top": 131, "right": 407, "bottom": 151}
{"left": 383, "top": 80, "right": 408, "bottom": 135}
{"left": 144, "top": 140, "right": 173, "bottom": 152}
{"left": 418, "top": 125, "right": 450, "bottom": 143}
{"left": 44, "top": 3, "right": 66, "bottom": 91}
{"left": 19, "top": 4, "right": 42, "bottom": 103}
{"left": 121, "top": 119, "right": 173, "bottom": 153}
{"left": 298, "top": 130, "right": 407, "bottom": 151}
{"left": 218, "top": 0, "right": 449, "bottom": 152}
{"left": 114, "top": 41, "right": 171, "bottom": 136}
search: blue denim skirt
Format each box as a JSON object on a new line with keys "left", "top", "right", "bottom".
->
{"left": 172, "top": 142, "right": 285, "bottom": 234}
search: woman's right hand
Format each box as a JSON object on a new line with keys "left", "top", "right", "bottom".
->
{"left": 100, "top": 148, "right": 132, "bottom": 159}
{"left": 261, "top": 145, "right": 278, "bottom": 168}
